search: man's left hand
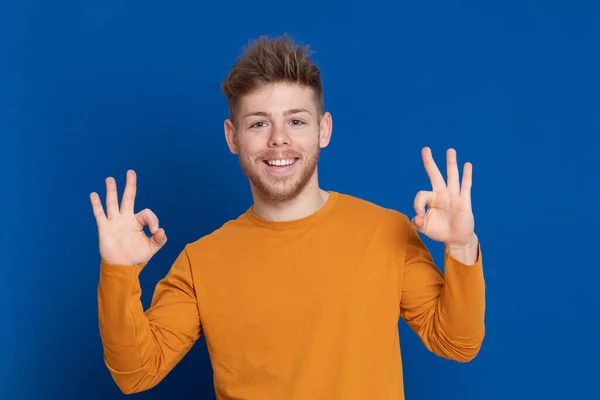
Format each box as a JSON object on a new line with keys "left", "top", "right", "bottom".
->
{"left": 411, "top": 147, "right": 477, "bottom": 253}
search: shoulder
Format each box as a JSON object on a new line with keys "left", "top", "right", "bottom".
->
{"left": 182, "top": 211, "right": 255, "bottom": 255}
{"left": 334, "top": 191, "right": 410, "bottom": 226}
{"left": 329, "top": 191, "right": 414, "bottom": 244}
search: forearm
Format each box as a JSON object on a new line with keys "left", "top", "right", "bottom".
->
{"left": 97, "top": 261, "right": 159, "bottom": 393}
{"left": 97, "top": 249, "right": 202, "bottom": 393}
{"left": 427, "top": 242, "right": 485, "bottom": 361}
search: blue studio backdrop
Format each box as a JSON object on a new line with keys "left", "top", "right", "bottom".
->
{"left": 2, "top": 1, "right": 599, "bottom": 399}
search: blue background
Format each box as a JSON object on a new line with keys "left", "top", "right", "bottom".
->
{"left": 2, "top": 0, "right": 599, "bottom": 399}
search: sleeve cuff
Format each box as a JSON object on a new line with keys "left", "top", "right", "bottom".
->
{"left": 444, "top": 243, "right": 483, "bottom": 275}
{"left": 99, "top": 259, "right": 147, "bottom": 279}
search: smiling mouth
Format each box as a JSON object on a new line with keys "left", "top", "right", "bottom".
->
{"left": 263, "top": 158, "right": 299, "bottom": 167}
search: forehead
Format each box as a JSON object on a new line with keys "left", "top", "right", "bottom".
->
{"left": 239, "top": 82, "right": 317, "bottom": 116}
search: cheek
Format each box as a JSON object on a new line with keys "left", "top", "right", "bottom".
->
{"left": 302, "top": 135, "right": 322, "bottom": 151}
{"left": 294, "top": 129, "right": 320, "bottom": 146}
{"left": 237, "top": 137, "right": 262, "bottom": 155}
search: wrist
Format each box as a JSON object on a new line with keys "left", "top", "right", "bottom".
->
{"left": 445, "top": 234, "right": 479, "bottom": 265}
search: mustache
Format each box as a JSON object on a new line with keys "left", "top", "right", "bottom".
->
{"left": 257, "top": 152, "right": 301, "bottom": 160}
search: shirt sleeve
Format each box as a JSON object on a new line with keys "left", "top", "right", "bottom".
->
{"left": 97, "top": 245, "right": 202, "bottom": 394}
{"left": 398, "top": 214, "right": 485, "bottom": 362}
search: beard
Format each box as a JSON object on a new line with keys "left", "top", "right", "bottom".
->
{"left": 237, "top": 142, "right": 320, "bottom": 204}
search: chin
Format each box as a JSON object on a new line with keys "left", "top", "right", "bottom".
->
{"left": 241, "top": 156, "right": 318, "bottom": 203}
{"left": 256, "top": 164, "right": 306, "bottom": 203}
{"left": 238, "top": 144, "right": 321, "bottom": 203}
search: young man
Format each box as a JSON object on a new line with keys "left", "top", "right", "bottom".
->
{"left": 91, "top": 35, "right": 485, "bottom": 399}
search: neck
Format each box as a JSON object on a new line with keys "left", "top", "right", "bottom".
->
{"left": 250, "top": 175, "right": 329, "bottom": 222}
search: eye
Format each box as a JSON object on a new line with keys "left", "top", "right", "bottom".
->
{"left": 290, "top": 119, "right": 305, "bottom": 126}
{"left": 250, "top": 121, "right": 267, "bottom": 129}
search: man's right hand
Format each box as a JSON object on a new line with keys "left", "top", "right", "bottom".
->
{"left": 90, "top": 169, "right": 167, "bottom": 266}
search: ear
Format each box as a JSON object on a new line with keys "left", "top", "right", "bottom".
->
{"left": 224, "top": 119, "right": 239, "bottom": 154}
{"left": 318, "top": 112, "right": 333, "bottom": 148}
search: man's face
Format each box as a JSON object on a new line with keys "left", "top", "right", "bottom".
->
{"left": 224, "top": 82, "right": 332, "bottom": 203}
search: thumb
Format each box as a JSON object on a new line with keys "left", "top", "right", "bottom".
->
{"left": 411, "top": 215, "right": 426, "bottom": 234}
{"left": 149, "top": 228, "right": 167, "bottom": 252}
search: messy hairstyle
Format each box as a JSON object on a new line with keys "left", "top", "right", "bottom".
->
{"left": 221, "top": 34, "right": 324, "bottom": 126}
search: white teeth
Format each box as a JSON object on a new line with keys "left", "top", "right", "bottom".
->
{"left": 267, "top": 159, "right": 295, "bottom": 166}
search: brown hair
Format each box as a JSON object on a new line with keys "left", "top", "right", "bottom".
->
{"left": 221, "top": 34, "right": 324, "bottom": 125}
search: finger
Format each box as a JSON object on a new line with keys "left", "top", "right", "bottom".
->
{"left": 411, "top": 215, "right": 427, "bottom": 234}
{"left": 421, "top": 147, "right": 446, "bottom": 191}
{"left": 120, "top": 170, "right": 137, "bottom": 214}
{"left": 413, "top": 190, "right": 435, "bottom": 217}
{"left": 135, "top": 208, "right": 159, "bottom": 234}
{"left": 446, "top": 148, "right": 460, "bottom": 193}
{"left": 89, "top": 192, "right": 106, "bottom": 223}
{"left": 105, "top": 177, "right": 119, "bottom": 219}
{"left": 461, "top": 162, "right": 473, "bottom": 201}
{"left": 149, "top": 228, "right": 168, "bottom": 252}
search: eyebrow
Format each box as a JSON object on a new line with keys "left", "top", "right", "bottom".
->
{"left": 243, "top": 108, "right": 311, "bottom": 119}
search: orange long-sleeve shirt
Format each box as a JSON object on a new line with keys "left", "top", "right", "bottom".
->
{"left": 97, "top": 191, "right": 485, "bottom": 399}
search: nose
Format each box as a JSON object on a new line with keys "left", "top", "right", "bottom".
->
{"left": 268, "top": 123, "right": 291, "bottom": 147}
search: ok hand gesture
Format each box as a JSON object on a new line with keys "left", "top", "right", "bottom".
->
{"left": 411, "top": 147, "right": 476, "bottom": 248}
{"left": 90, "top": 170, "right": 167, "bottom": 266}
